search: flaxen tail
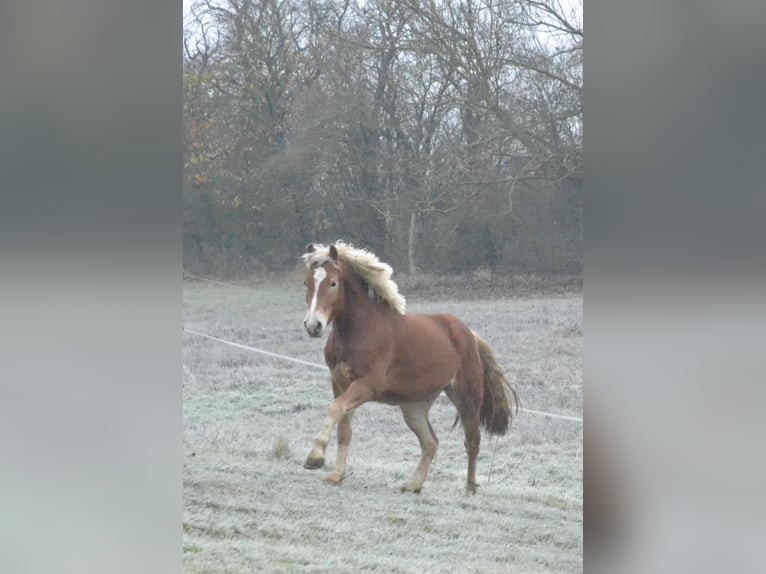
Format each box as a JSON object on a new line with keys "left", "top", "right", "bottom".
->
{"left": 474, "top": 332, "right": 521, "bottom": 435}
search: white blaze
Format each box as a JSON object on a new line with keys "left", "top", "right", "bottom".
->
{"left": 305, "top": 267, "right": 327, "bottom": 327}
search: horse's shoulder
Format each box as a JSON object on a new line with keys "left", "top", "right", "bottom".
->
{"left": 323, "top": 330, "right": 337, "bottom": 365}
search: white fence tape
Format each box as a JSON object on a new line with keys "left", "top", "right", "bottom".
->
{"left": 183, "top": 327, "right": 583, "bottom": 424}
{"left": 184, "top": 328, "right": 327, "bottom": 370}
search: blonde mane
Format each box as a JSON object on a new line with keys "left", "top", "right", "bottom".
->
{"left": 301, "top": 241, "right": 406, "bottom": 314}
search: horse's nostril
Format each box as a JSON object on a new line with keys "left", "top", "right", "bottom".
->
{"left": 305, "top": 322, "right": 323, "bottom": 337}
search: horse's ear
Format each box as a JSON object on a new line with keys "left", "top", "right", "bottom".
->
{"left": 306, "top": 243, "right": 316, "bottom": 253}
{"left": 329, "top": 244, "right": 339, "bottom": 261}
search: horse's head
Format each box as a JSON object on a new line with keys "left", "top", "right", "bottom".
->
{"left": 303, "top": 243, "right": 343, "bottom": 338}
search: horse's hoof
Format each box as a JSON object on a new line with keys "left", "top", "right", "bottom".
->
{"left": 399, "top": 483, "right": 422, "bottom": 494}
{"left": 465, "top": 484, "right": 478, "bottom": 496}
{"left": 304, "top": 457, "right": 325, "bottom": 469}
{"left": 323, "top": 471, "right": 345, "bottom": 484}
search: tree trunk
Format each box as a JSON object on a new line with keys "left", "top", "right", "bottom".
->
{"left": 408, "top": 211, "right": 421, "bottom": 276}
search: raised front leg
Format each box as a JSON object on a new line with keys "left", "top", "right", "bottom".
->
{"left": 399, "top": 399, "right": 438, "bottom": 494}
{"left": 304, "top": 380, "right": 373, "bottom": 475}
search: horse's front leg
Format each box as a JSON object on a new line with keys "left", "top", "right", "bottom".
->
{"left": 323, "top": 411, "right": 354, "bottom": 484}
{"left": 324, "top": 376, "right": 354, "bottom": 483}
{"left": 304, "top": 380, "right": 373, "bottom": 474}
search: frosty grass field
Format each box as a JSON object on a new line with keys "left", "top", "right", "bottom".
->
{"left": 183, "top": 280, "right": 582, "bottom": 573}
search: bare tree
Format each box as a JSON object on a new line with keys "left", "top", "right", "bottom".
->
{"left": 183, "top": 0, "right": 583, "bottom": 276}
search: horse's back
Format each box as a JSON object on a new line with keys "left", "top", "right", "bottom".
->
{"left": 402, "top": 312, "right": 476, "bottom": 350}
{"left": 394, "top": 312, "right": 480, "bottom": 376}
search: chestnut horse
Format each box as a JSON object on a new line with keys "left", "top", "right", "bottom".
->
{"left": 301, "top": 242, "right": 520, "bottom": 494}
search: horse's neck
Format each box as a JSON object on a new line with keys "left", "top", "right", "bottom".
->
{"left": 334, "top": 274, "right": 390, "bottom": 337}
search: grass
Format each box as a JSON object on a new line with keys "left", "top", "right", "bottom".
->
{"left": 270, "top": 434, "right": 292, "bottom": 461}
{"left": 183, "top": 279, "right": 582, "bottom": 573}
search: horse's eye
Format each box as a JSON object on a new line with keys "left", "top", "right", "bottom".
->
{"left": 303, "top": 281, "right": 307, "bottom": 287}
{"left": 330, "top": 281, "right": 337, "bottom": 288}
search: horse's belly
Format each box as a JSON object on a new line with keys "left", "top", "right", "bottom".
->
{"left": 381, "top": 362, "right": 455, "bottom": 403}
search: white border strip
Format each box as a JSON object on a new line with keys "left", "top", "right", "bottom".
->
{"left": 183, "top": 328, "right": 583, "bottom": 424}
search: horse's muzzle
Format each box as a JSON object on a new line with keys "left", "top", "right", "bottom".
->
{"left": 304, "top": 319, "right": 324, "bottom": 338}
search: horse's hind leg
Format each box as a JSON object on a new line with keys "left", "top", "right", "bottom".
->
{"left": 444, "top": 382, "right": 481, "bottom": 495}
{"left": 399, "top": 400, "right": 438, "bottom": 493}
{"left": 462, "top": 412, "right": 481, "bottom": 494}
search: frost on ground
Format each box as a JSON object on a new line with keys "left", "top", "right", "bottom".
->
{"left": 183, "top": 282, "right": 582, "bottom": 573}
